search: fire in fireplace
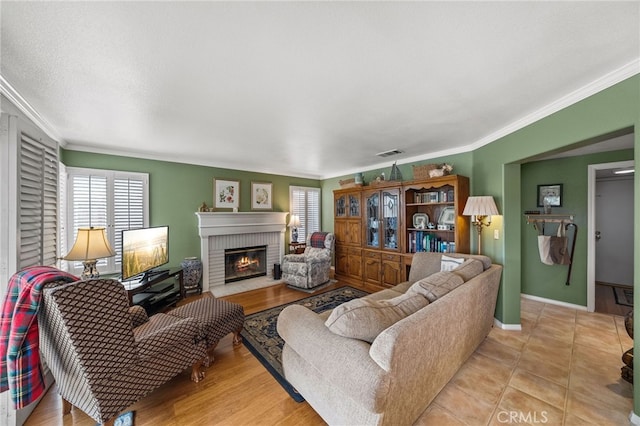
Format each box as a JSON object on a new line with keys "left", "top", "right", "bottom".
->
{"left": 224, "top": 245, "right": 267, "bottom": 283}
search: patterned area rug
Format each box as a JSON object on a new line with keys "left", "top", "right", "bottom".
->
{"left": 240, "top": 286, "right": 368, "bottom": 402}
{"left": 613, "top": 286, "right": 634, "bottom": 307}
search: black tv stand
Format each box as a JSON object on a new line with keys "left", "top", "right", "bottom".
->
{"left": 124, "top": 267, "right": 184, "bottom": 315}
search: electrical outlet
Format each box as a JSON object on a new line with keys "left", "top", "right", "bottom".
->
{"left": 494, "top": 229, "right": 500, "bottom": 240}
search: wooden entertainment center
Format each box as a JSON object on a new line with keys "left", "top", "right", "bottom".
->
{"left": 334, "top": 174, "right": 469, "bottom": 289}
{"left": 122, "top": 267, "right": 185, "bottom": 314}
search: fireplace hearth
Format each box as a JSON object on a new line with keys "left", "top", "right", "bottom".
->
{"left": 225, "top": 245, "right": 267, "bottom": 283}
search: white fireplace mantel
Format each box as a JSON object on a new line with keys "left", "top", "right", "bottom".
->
{"left": 195, "top": 212, "right": 289, "bottom": 292}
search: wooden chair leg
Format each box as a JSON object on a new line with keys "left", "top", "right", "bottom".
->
{"left": 191, "top": 359, "right": 205, "bottom": 382}
{"left": 232, "top": 327, "right": 243, "bottom": 346}
{"left": 62, "top": 398, "right": 72, "bottom": 415}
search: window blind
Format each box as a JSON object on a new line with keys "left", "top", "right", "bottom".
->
{"left": 289, "top": 186, "right": 321, "bottom": 242}
{"left": 64, "top": 168, "right": 148, "bottom": 275}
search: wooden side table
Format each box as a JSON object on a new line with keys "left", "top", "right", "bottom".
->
{"left": 289, "top": 242, "right": 306, "bottom": 254}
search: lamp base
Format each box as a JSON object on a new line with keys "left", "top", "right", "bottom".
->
{"left": 291, "top": 228, "right": 298, "bottom": 243}
{"left": 81, "top": 259, "right": 100, "bottom": 280}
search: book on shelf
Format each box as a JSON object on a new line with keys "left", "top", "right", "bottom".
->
{"left": 408, "top": 231, "right": 456, "bottom": 254}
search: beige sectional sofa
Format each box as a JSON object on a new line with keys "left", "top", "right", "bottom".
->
{"left": 277, "top": 252, "right": 502, "bottom": 426}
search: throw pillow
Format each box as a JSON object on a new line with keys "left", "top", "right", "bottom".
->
{"left": 451, "top": 259, "right": 484, "bottom": 282}
{"left": 441, "top": 254, "right": 465, "bottom": 271}
{"left": 407, "top": 271, "right": 465, "bottom": 302}
{"left": 325, "top": 293, "right": 429, "bottom": 343}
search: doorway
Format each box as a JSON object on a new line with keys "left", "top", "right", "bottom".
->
{"left": 587, "top": 160, "right": 634, "bottom": 314}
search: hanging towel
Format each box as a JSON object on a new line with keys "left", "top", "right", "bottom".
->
{"left": 537, "top": 222, "right": 554, "bottom": 265}
{"left": 550, "top": 222, "right": 571, "bottom": 265}
{"left": 538, "top": 235, "right": 554, "bottom": 265}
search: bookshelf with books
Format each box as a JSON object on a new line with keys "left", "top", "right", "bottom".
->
{"left": 403, "top": 175, "right": 470, "bottom": 257}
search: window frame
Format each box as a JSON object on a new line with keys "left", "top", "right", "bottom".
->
{"left": 289, "top": 185, "right": 321, "bottom": 243}
{"left": 63, "top": 167, "right": 149, "bottom": 276}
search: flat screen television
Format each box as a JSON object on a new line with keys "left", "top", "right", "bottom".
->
{"left": 121, "top": 226, "right": 169, "bottom": 282}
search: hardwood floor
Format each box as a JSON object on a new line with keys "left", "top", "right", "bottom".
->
{"left": 26, "top": 281, "right": 633, "bottom": 426}
{"left": 595, "top": 281, "right": 633, "bottom": 317}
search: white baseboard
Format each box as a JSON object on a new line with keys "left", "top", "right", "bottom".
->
{"left": 494, "top": 317, "right": 522, "bottom": 331}
{"left": 521, "top": 293, "right": 588, "bottom": 311}
{"left": 630, "top": 411, "right": 640, "bottom": 425}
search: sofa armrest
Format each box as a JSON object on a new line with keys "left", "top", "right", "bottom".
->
{"left": 134, "top": 316, "right": 200, "bottom": 360}
{"left": 283, "top": 254, "right": 306, "bottom": 263}
{"left": 277, "top": 304, "right": 390, "bottom": 412}
{"left": 129, "top": 305, "right": 149, "bottom": 328}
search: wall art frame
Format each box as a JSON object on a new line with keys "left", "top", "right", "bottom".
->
{"left": 537, "top": 183, "right": 563, "bottom": 207}
{"left": 214, "top": 178, "right": 240, "bottom": 209}
{"left": 251, "top": 182, "right": 273, "bottom": 210}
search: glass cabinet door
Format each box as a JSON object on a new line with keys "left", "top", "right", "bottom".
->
{"left": 348, "top": 193, "right": 360, "bottom": 217}
{"left": 382, "top": 189, "right": 399, "bottom": 250}
{"left": 335, "top": 194, "right": 347, "bottom": 218}
{"left": 365, "top": 192, "right": 379, "bottom": 248}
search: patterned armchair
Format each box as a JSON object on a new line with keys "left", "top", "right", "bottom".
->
{"left": 282, "top": 232, "right": 335, "bottom": 290}
{"left": 38, "top": 278, "right": 208, "bottom": 425}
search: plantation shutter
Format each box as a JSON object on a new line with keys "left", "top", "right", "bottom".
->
{"left": 289, "top": 186, "right": 321, "bottom": 242}
{"left": 65, "top": 168, "right": 148, "bottom": 275}
{"left": 18, "top": 134, "right": 58, "bottom": 269}
{"left": 113, "top": 177, "right": 145, "bottom": 264}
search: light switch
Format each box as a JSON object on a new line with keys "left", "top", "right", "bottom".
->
{"left": 494, "top": 229, "right": 500, "bottom": 240}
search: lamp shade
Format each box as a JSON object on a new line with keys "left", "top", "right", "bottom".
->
{"left": 288, "top": 214, "right": 301, "bottom": 228}
{"left": 462, "top": 196, "right": 499, "bottom": 217}
{"left": 63, "top": 227, "right": 116, "bottom": 261}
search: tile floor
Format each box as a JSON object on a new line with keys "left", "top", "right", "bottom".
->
{"left": 417, "top": 297, "right": 634, "bottom": 425}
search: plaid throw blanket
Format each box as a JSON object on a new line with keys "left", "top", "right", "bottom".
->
{"left": 309, "top": 232, "right": 329, "bottom": 248}
{"left": 0, "top": 266, "right": 78, "bottom": 408}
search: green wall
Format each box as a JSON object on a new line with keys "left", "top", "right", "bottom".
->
{"left": 473, "top": 75, "right": 638, "bottom": 327}
{"left": 520, "top": 150, "right": 634, "bottom": 305}
{"left": 61, "top": 149, "right": 319, "bottom": 267}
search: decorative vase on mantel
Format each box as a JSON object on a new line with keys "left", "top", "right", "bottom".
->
{"left": 181, "top": 257, "right": 202, "bottom": 294}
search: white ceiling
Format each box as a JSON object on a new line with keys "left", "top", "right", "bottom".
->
{"left": 1, "top": 2, "right": 638, "bottom": 179}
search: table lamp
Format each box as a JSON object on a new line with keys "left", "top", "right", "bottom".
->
{"left": 63, "top": 227, "right": 116, "bottom": 279}
{"left": 288, "top": 214, "right": 301, "bottom": 243}
{"left": 462, "top": 196, "right": 499, "bottom": 255}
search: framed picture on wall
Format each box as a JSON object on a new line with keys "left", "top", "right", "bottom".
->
{"left": 251, "top": 182, "right": 272, "bottom": 210}
{"left": 214, "top": 179, "right": 240, "bottom": 209}
{"left": 537, "top": 183, "right": 563, "bottom": 207}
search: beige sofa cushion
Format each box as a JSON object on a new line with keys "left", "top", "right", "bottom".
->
{"left": 325, "top": 293, "right": 429, "bottom": 343}
{"left": 451, "top": 259, "right": 484, "bottom": 282}
{"left": 407, "top": 271, "right": 465, "bottom": 302}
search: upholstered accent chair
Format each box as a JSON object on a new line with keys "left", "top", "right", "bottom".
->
{"left": 38, "top": 278, "right": 208, "bottom": 425}
{"left": 281, "top": 232, "right": 335, "bottom": 290}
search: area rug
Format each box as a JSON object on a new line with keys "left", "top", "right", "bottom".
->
{"left": 286, "top": 279, "right": 338, "bottom": 293}
{"left": 241, "top": 286, "right": 368, "bottom": 402}
{"left": 613, "top": 286, "right": 634, "bottom": 307}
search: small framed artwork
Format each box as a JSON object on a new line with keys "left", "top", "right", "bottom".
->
{"left": 251, "top": 182, "right": 272, "bottom": 210}
{"left": 214, "top": 179, "right": 239, "bottom": 209}
{"left": 537, "top": 183, "right": 563, "bottom": 207}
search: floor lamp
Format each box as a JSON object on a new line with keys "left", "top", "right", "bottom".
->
{"left": 462, "top": 196, "right": 499, "bottom": 255}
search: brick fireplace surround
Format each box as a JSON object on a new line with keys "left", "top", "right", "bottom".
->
{"left": 195, "top": 212, "right": 289, "bottom": 293}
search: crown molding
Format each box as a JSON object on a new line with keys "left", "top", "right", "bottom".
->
{"left": 62, "top": 143, "right": 324, "bottom": 180}
{"left": 4, "top": 57, "right": 638, "bottom": 181}
{"left": 465, "top": 59, "right": 640, "bottom": 153}
{"left": 0, "top": 74, "right": 63, "bottom": 143}
{"left": 323, "top": 59, "right": 640, "bottom": 180}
